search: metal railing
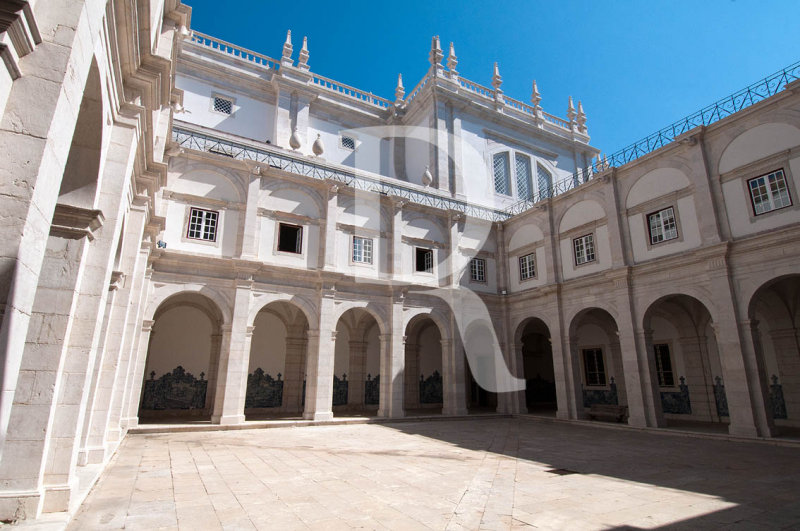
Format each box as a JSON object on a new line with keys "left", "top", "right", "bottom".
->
{"left": 604, "top": 60, "right": 800, "bottom": 168}
{"left": 172, "top": 125, "right": 512, "bottom": 222}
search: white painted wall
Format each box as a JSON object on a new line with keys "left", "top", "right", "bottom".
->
{"left": 560, "top": 225, "right": 611, "bottom": 280}
{"left": 629, "top": 196, "right": 702, "bottom": 262}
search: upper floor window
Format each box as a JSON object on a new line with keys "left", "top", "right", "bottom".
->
{"left": 493, "top": 152, "right": 511, "bottom": 195}
{"left": 648, "top": 206, "right": 678, "bottom": 245}
{"left": 515, "top": 154, "right": 533, "bottom": 200}
{"left": 187, "top": 207, "right": 218, "bottom": 242}
{"left": 519, "top": 253, "right": 536, "bottom": 281}
{"left": 277, "top": 223, "right": 303, "bottom": 254}
{"left": 340, "top": 135, "right": 356, "bottom": 151}
{"left": 748, "top": 168, "right": 791, "bottom": 215}
{"left": 537, "top": 164, "right": 553, "bottom": 199}
{"left": 470, "top": 258, "right": 486, "bottom": 282}
{"left": 415, "top": 247, "right": 433, "bottom": 273}
{"left": 212, "top": 95, "right": 233, "bottom": 115}
{"left": 583, "top": 348, "right": 606, "bottom": 386}
{"left": 653, "top": 343, "right": 675, "bottom": 387}
{"left": 352, "top": 236, "right": 373, "bottom": 264}
{"left": 573, "top": 234, "right": 595, "bottom": 265}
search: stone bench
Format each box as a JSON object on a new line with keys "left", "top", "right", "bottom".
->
{"left": 588, "top": 404, "right": 628, "bottom": 423}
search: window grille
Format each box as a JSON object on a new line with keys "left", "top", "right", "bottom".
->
{"left": 277, "top": 223, "right": 303, "bottom": 254}
{"left": 352, "top": 236, "right": 373, "bottom": 264}
{"left": 748, "top": 169, "right": 791, "bottom": 215}
{"left": 654, "top": 344, "right": 675, "bottom": 387}
{"left": 213, "top": 96, "right": 233, "bottom": 115}
{"left": 583, "top": 348, "right": 606, "bottom": 386}
{"left": 470, "top": 258, "right": 486, "bottom": 282}
{"left": 515, "top": 154, "right": 533, "bottom": 200}
{"left": 415, "top": 248, "right": 433, "bottom": 273}
{"left": 519, "top": 253, "right": 536, "bottom": 280}
{"left": 574, "top": 234, "right": 595, "bottom": 265}
{"left": 341, "top": 135, "right": 356, "bottom": 150}
{"left": 493, "top": 152, "right": 511, "bottom": 195}
{"left": 187, "top": 208, "right": 218, "bottom": 242}
{"left": 537, "top": 164, "right": 553, "bottom": 199}
{"left": 648, "top": 206, "right": 678, "bottom": 244}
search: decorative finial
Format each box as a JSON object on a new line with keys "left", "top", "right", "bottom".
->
{"left": 422, "top": 166, "right": 433, "bottom": 187}
{"left": 577, "top": 100, "right": 587, "bottom": 133}
{"left": 281, "top": 30, "right": 293, "bottom": 66}
{"left": 492, "top": 62, "right": 502, "bottom": 91}
{"left": 289, "top": 127, "right": 302, "bottom": 150}
{"left": 429, "top": 36, "right": 444, "bottom": 76}
{"left": 567, "top": 96, "right": 576, "bottom": 123}
{"left": 447, "top": 42, "right": 458, "bottom": 78}
{"left": 312, "top": 134, "right": 324, "bottom": 156}
{"left": 395, "top": 73, "right": 405, "bottom": 104}
{"left": 530, "top": 80, "right": 541, "bottom": 107}
{"left": 297, "top": 36, "right": 309, "bottom": 71}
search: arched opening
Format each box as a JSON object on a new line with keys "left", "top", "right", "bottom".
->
{"left": 332, "top": 308, "right": 381, "bottom": 417}
{"left": 749, "top": 276, "right": 800, "bottom": 434}
{"left": 139, "top": 293, "right": 223, "bottom": 422}
{"left": 405, "top": 315, "right": 443, "bottom": 415}
{"left": 245, "top": 301, "right": 309, "bottom": 419}
{"left": 464, "top": 321, "right": 498, "bottom": 413}
{"left": 569, "top": 308, "right": 628, "bottom": 419}
{"left": 643, "top": 295, "right": 727, "bottom": 430}
{"left": 516, "top": 318, "right": 556, "bottom": 414}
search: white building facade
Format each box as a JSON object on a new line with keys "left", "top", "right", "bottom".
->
{"left": 0, "top": 0, "right": 799, "bottom": 521}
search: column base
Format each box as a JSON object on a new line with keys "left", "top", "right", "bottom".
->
{"left": 303, "top": 411, "right": 333, "bottom": 421}
{"left": 77, "top": 446, "right": 107, "bottom": 466}
{"left": 121, "top": 416, "right": 139, "bottom": 429}
{"left": 626, "top": 414, "right": 648, "bottom": 428}
{"left": 443, "top": 406, "right": 468, "bottom": 416}
{"left": 211, "top": 414, "right": 246, "bottom": 425}
{"left": 0, "top": 490, "right": 42, "bottom": 521}
{"left": 42, "top": 478, "right": 77, "bottom": 514}
{"left": 556, "top": 410, "right": 570, "bottom": 420}
{"left": 728, "top": 423, "right": 759, "bottom": 438}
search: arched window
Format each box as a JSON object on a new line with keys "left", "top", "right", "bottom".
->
{"left": 515, "top": 154, "right": 533, "bottom": 200}
{"left": 537, "top": 164, "right": 553, "bottom": 199}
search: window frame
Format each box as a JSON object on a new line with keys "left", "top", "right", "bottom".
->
{"left": 518, "top": 252, "right": 536, "bottom": 281}
{"left": 186, "top": 207, "right": 219, "bottom": 243}
{"left": 492, "top": 151, "right": 511, "bottom": 196}
{"left": 747, "top": 168, "right": 792, "bottom": 216}
{"left": 573, "top": 233, "right": 596, "bottom": 266}
{"left": 469, "top": 257, "right": 486, "bottom": 283}
{"left": 653, "top": 343, "right": 676, "bottom": 388}
{"left": 414, "top": 247, "right": 434, "bottom": 274}
{"left": 351, "top": 235, "right": 373, "bottom": 265}
{"left": 582, "top": 347, "right": 607, "bottom": 387}
{"left": 276, "top": 223, "right": 303, "bottom": 255}
{"left": 340, "top": 134, "right": 357, "bottom": 151}
{"left": 647, "top": 206, "right": 679, "bottom": 245}
{"left": 210, "top": 93, "right": 235, "bottom": 116}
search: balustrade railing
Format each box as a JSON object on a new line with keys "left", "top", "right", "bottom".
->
{"left": 457, "top": 77, "right": 494, "bottom": 100}
{"left": 310, "top": 73, "right": 393, "bottom": 108}
{"left": 188, "top": 31, "right": 280, "bottom": 70}
{"left": 404, "top": 73, "right": 430, "bottom": 105}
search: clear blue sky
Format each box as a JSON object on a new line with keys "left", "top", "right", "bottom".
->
{"left": 183, "top": 0, "right": 799, "bottom": 156}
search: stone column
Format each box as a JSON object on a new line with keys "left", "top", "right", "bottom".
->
{"left": 121, "top": 319, "right": 154, "bottom": 428}
{"left": 405, "top": 341, "right": 420, "bottom": 410}
{"left": 633, "top": 328, "right": 666, "bottom": 428}
{"left": 240, "top": 172, "right": 261, "bottom": 259}
{"left": 769, "top": 327, "right": 800, "bottom": 412}
{"left": 565, "top": 335, "right": 586, "bottom": 419}
{"left": 442, "top": 337, "right": 468, "bottom": 415}
{"left": 211, "top": 281, "right": 253, "bottom": 425}
{"left": 323, "top": 184, "right": 339, "bottom": 270}
{"left": 391, "top": 199, "right": 405, "bottom": 277}
{"left": 303, "top": 290, "right": 335, "bottom": 420}
{"left": 283, "top": 332, "right": 307, "bottom": 414}
{"left": 737, "top": 321, "right": 778, "bottom": 435}
{"left": 378, "top": 296, "right": 405, "bottom": 418}
{"left": 434, "top": 100, "right": 450, "bottom": 193}
{"left": 348, "top": 340, "right": 367, "bottom": 409}
{"left": 548, "top": 321, "right": 571, "bottom": 420}
{"left": 678, "top": 335, "right": 718, "bottom": 422}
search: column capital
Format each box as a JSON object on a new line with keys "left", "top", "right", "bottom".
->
{"left": 141, "top": 319, "right": 155, "bottom": 332}
{"left": 220, "top": 324, "right": 233, "bottom": 334}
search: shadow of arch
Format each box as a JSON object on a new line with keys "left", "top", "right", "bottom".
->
{"left": 515, "top": 317, "right": 556, "bottom": 414}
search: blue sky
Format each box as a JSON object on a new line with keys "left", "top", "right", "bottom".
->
{"left": 183, "top": 0, "right": 799, "bottom": 156}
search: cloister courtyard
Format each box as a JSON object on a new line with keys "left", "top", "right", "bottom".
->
{"left": 53, "top": 417, "right": 800, "bottom": 530}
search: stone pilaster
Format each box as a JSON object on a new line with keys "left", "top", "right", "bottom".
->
{"left": 634, "top": 328, "right": 666, "bottom": 428}
{"left": 240, "top": 172, "right": 261, "bottom": 259}
{"left": 565, "top": 335, "right": 586, "bottom": 419}
{"left": 404, "top": 340, "right": 420, "bottom": 410}
{"left": 323, "top": 184, "right": 339, "bottom": 270}
{"left": 442, "top": 336, "right": 468, "bottom": 415}
{"left": 348, "top": 340, "right": 367, "bottom": 409}
{"left": 378, "top": 296, "right": 405, "bottom": 418}
{"left": 283, "top": 332, "right": 307, "bottom": 414}
{"left": 303, "top": 290, "right": 335, "bottom": 420}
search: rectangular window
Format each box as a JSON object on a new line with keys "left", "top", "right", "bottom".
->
{"left": 470, "top": 258, "right": 486, "bottom": 282}
{"left": 583, "top": 348, "right": 606, "bottom": 387}
{"left": 648, "top": 206, "right": 678, "bottom": 245}
{"left": 654, "top": 343, "right": 675, "bottom": 387}
{"left": 187, "top": 207, "right": 218, "bottom": 242}
{"left": 212, "top": 96, "right": 233, "bottom": 115}
{"left": 340, "top": 135, "right": 356, "bottom": 150}
{"left": 573, "top": 234, "right": 595, "bottom": 265}
{"left": 277, "top": 223, "right": 302, "bottom": 254}
{"left": 415, "top": 247, "right": 433, "bottom": 273}
{"left": 748, "top": 168, "right": 792, "bottom": 215}
{"left": 352, "top": 236, "right": 373, "bottom": 264}
{"left": 515, "top": 154, "right": 533, "bottom": 200}
{"left": 493, "top": 152, "right": 511, "bottom": 195}
{"left": 518, "top": 253, "right": 536, "bottom": 281}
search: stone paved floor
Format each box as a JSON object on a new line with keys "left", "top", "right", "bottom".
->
{"left": 67, "top": 418, "right": 800, "bottom": 530}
